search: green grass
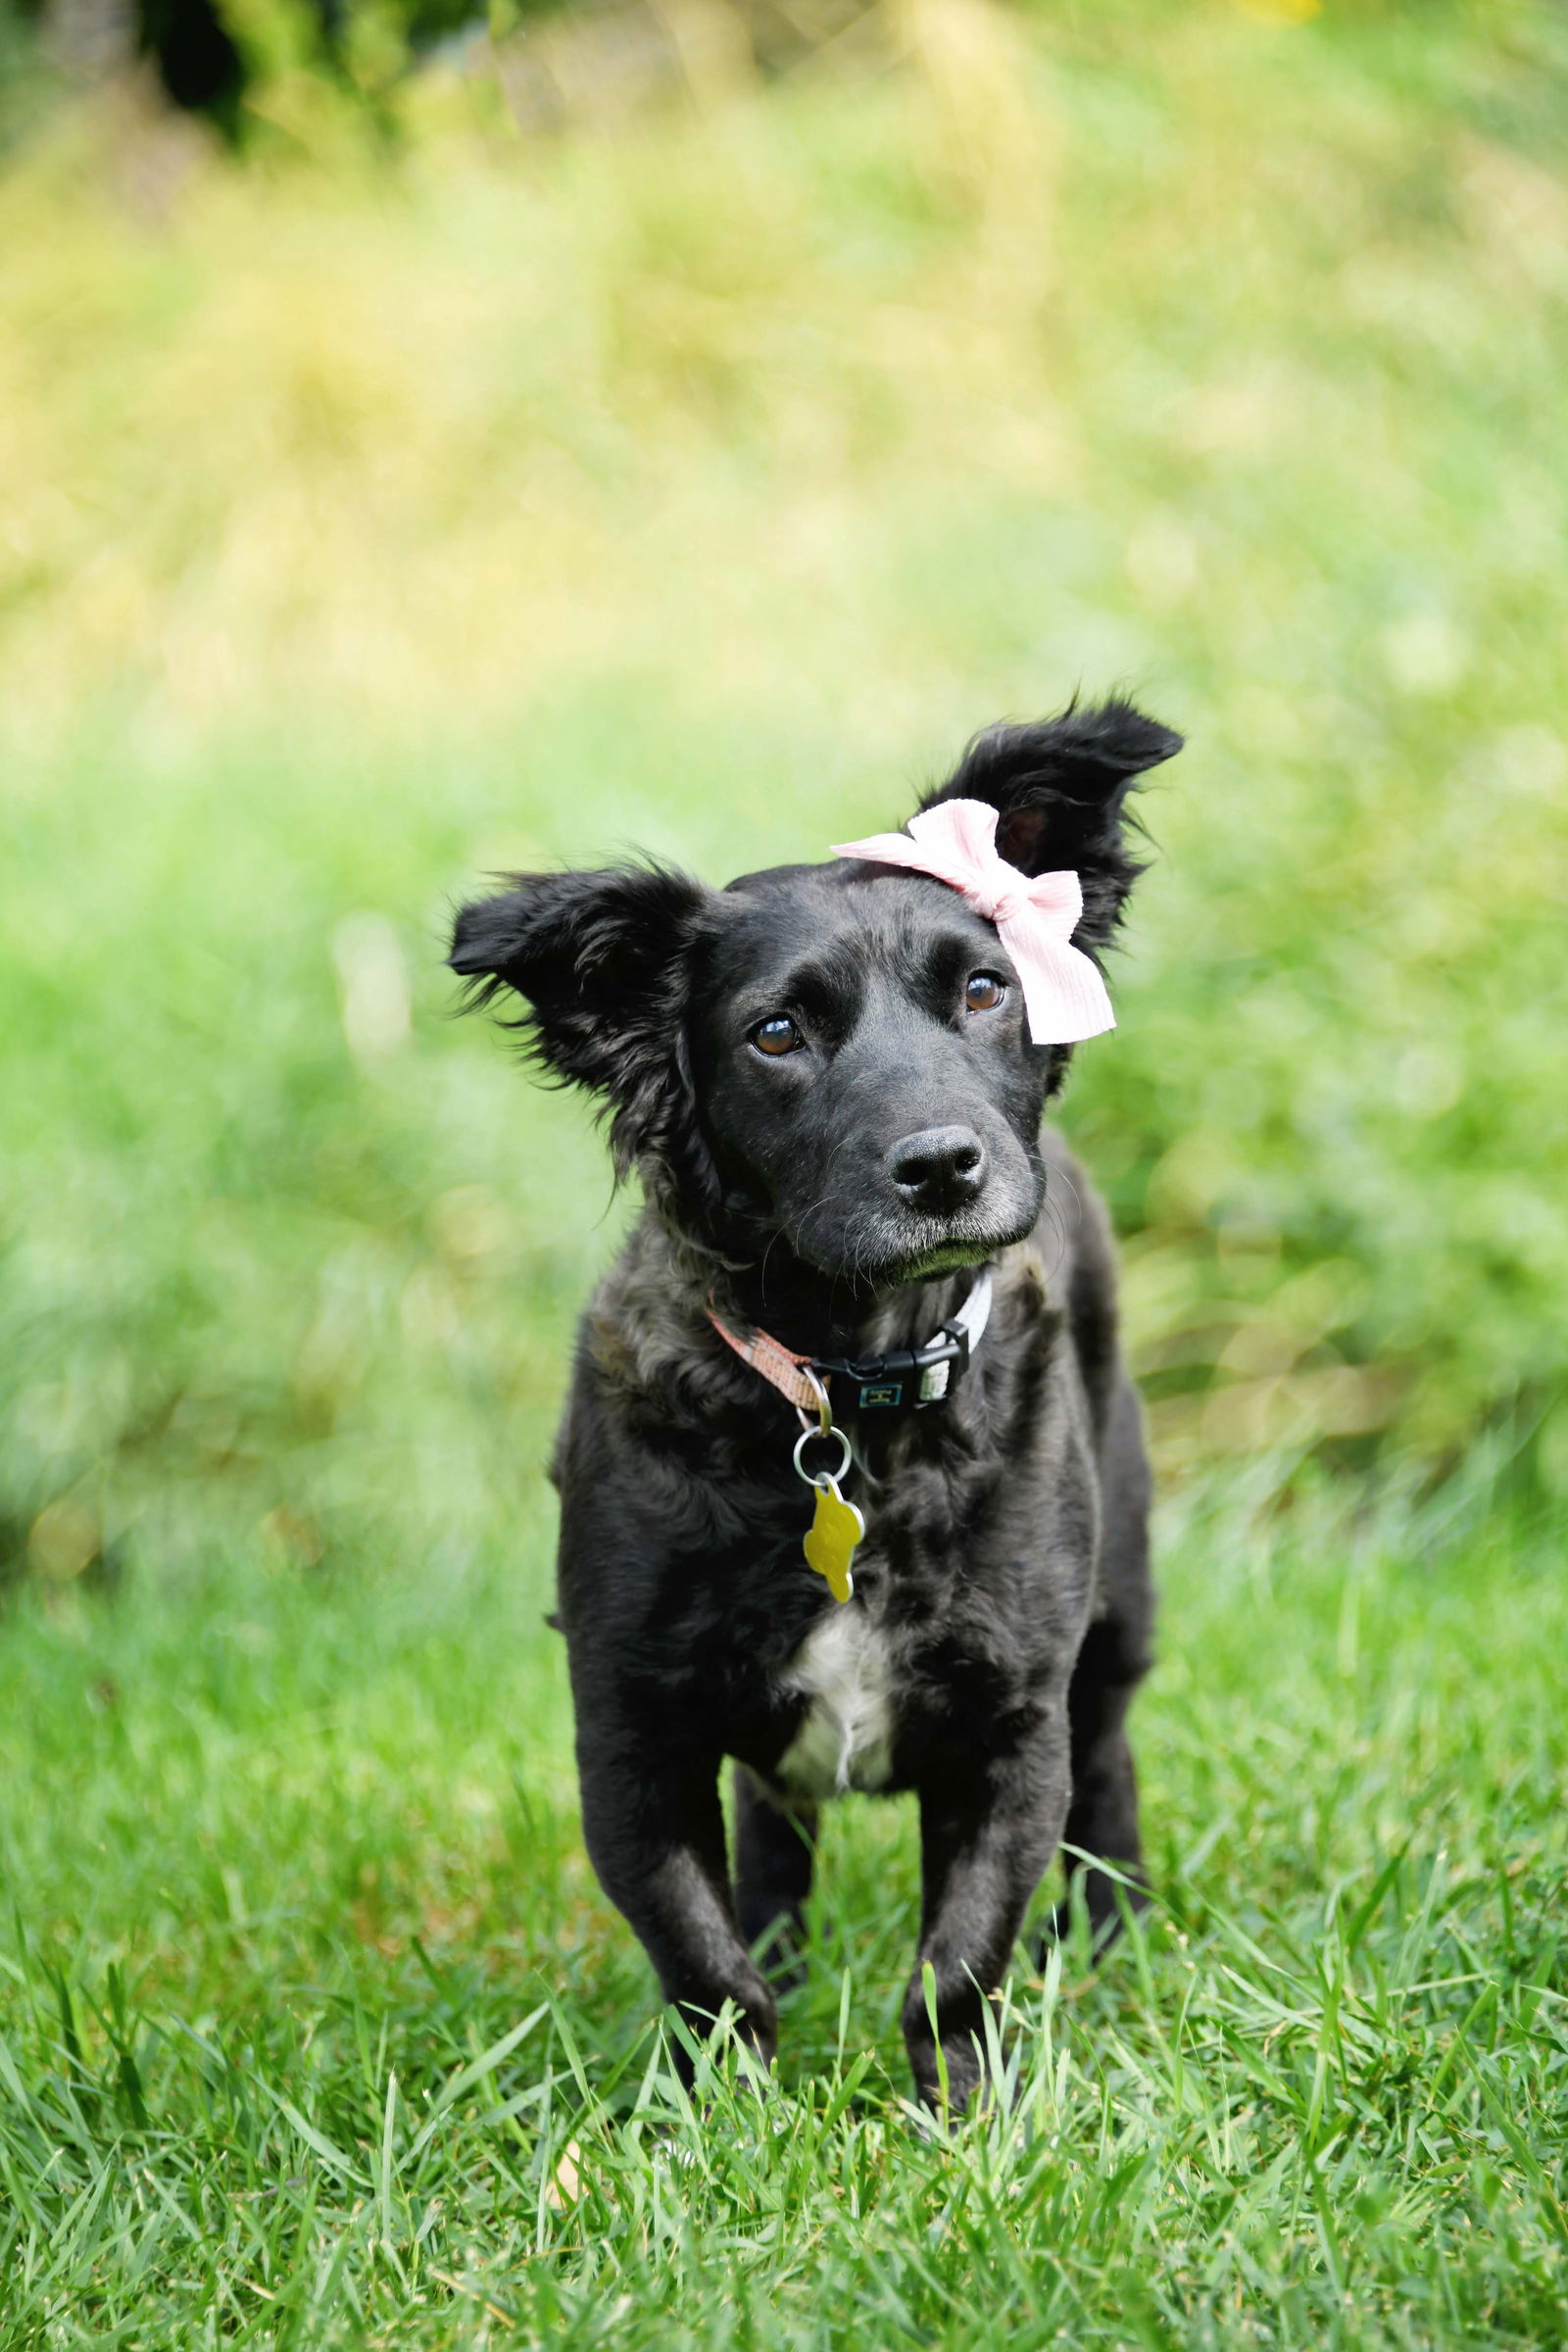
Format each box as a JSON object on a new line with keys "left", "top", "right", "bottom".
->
{"left": 5, "top": 2, "right": 1568, "bottom": 2341}
{"left": 2, "top": 1477, "right": 1565, "bottom": 2347}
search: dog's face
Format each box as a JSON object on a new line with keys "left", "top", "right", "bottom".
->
{"left": 451, "top": 701, "right": 1180, "bottom": 1291}
{"left": 689, "top": 863, "right": 1052, "bottom": 1282}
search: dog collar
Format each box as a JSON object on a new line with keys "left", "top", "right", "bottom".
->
{"left": 706, "top": 1269, "right": 993, "bottom": 1607}
{"left": 707, "top": 1265, "right": 994, "bottom": 1417}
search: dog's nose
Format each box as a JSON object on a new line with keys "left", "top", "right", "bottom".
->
{"left": 888, "top": 1125, "right": 988, "bottom": 1213}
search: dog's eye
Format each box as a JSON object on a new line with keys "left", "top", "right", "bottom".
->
{"left": 751, "top": 1014, "right": 804, "bottom": 1057}
{"left": 964, "top": 972, "right": 1006, "bottom": 1013}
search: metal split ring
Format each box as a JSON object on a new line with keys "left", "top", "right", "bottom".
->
{"left": 792, "top": 1422, "right": 852, "bottom": 1490}
{"left": 795, "top": 1363, "right": 832, "bottom": 1436}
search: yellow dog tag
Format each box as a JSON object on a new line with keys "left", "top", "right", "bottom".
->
{"left": 803, "top": 1476, "right": 863, "bottom": 1604}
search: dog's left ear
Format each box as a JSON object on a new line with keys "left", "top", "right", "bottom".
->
{"left": 921, "top": 698, "right": 1183, "bottom": 948}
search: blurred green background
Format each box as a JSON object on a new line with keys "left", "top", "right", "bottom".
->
{"left": 4, "top": 10, "right": 1568, "bottom": 2338}
{"left": 3, "top": 0, "right": 1567, "bottom": 1598}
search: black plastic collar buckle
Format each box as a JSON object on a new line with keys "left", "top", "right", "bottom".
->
{"left": 812, "top": 1317, "right": 974, "bottom": 1413}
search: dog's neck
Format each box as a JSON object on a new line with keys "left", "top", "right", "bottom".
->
{"left": 595, "top": 1199, "right": 1026, "bottom": 1440}
{"left": 658, "top": 1206, "right": 973, "bottom": 1363}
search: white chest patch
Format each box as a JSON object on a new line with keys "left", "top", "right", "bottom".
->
{"left": 775, "top": 1606, "right": 895, "bottom": 1799}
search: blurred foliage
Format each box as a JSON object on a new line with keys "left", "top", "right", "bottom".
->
{"left": 3, "top": 0, "right": 1568, "bottom": 1598}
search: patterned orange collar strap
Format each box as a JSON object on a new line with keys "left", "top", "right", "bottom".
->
{"left": 706, "top": 1308, "right": 830, "bottom": 1426}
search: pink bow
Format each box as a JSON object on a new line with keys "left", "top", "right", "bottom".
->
{"left": 831, "top": 799, "right": 1115, "bottom": 1045}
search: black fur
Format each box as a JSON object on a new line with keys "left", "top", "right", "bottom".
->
{"left": 450, "top": 700, "right": 1182, "bottom": 2111}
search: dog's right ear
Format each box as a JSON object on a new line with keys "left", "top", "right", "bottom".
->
{"left": 449, "top": 863, "right": 711, "bottom": 1180}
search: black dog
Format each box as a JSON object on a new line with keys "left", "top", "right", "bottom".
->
{"left": 450, "top": 699, "right": 1182, "bottom": 2111}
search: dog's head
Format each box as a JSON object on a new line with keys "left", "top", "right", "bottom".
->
{"left": 450, "top": 701, "right": 1180, "bottom": 1290}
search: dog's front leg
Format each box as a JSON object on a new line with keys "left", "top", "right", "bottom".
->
{"left": 577, "top": 1739, "right": 778, "bottom": 2081}
{"left": 903, "top": 1729, "right": 1069, "bottom": 2115}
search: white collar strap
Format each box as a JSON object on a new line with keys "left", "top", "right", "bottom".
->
{"left": 809, "top": 1264, "right": 994, "bottom": 1412}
